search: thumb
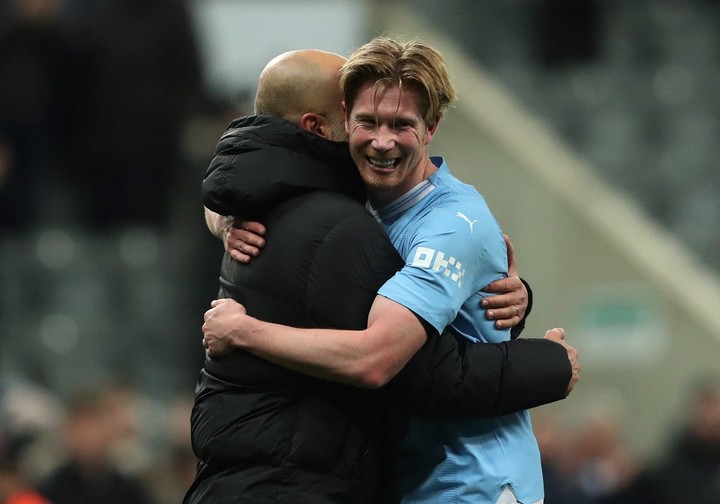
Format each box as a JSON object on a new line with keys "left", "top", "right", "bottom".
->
{"left": 544, "top": 327, "right": 566, "bottom": 341}
{"left": 504, "top": 234, "right": 518, "bottom": 277}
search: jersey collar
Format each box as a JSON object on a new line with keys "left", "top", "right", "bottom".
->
{"left": 367, "top": 157, "right": 445, "bottom": 224}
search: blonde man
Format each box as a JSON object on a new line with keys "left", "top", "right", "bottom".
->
{"left": 203, "top": 38, "right": 580, "bottom": 504}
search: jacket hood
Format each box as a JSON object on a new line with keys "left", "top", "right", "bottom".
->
{"left": 202, "top": 115, "right": 365, "bottom": 218}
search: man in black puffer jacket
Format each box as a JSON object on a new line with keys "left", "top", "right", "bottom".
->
{"left": 185, "top": 50, "right": 577, "bottom": 504}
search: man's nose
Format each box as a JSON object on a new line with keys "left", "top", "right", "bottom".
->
{"left": 371, "top": 125, "right": 396, "bottom": 151}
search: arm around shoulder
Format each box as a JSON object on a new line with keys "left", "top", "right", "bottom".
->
{"left": 208, "top": 295, "right": 429, "bottom": 389}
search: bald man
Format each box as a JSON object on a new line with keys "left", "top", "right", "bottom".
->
{"left": 184, "top": 50, "right": 574, "bottom": 504}
{"left": 203, "top": 49, "right": 349, "bottom": 242}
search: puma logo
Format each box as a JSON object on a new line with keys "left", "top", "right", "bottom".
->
{"left": 456, "top": 212, "right": 477, "bottom": 233}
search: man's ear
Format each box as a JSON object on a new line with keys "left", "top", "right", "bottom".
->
{"left": 424, "top": 115, "right": 440, "bottom": 144}
{"left": 342, "top": 101, "right": 350, "bottom": 134}
{"left": 299, "top": 112, "right": 323, "bottom": 136}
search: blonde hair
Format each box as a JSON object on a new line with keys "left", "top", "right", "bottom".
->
{"left": 339, "top": 37, "right": 456, "bottom": 125}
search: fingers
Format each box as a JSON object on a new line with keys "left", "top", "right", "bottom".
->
{"left": 202, "top": 329, "right": 233, "bottom": 357}
{"left": 209, "top": 298, "right": 244, "bottom": 314}
{"left": 482, "top": 290, "right": 526, "bottom": 317}
{"left": 482, "top": 275, "right": 523, "bottom": 295}
{"left": 567, "top": 346, "right": 581, "bottom": 395}
{"left": 229, "top": 250, "right": 254, "bottom": 264}
{"left": 481, "top": 276, "right": 528, "bottom": 328}
{"left": 202, "top": 337, "right": 219, "bottom": 356}
{"left": 226, "top": 227, "right": 265, "bottom": 263}
{"left": 542, "top": 327, "right": 580, "bottom": 395}
{"left": 543, "top": 327, "right": 566, "bottom": 341}
{"left": 201, "top": 321, "right": 213, "bottom": 353}
{"left": 239, "top": 220, "right": 266, "bottom": 236}
{"left": 485, "top": 307, "right": 522, "bottom": 329}
{"left": 504, "top": 234, "right": 519, "bottom": 278}
{"left": 223, "top": 230, "right": 254, "bottom": 264}
{"left": 203, "top": 299, "right": 247, "bottom": 357}
{"left": 233, "top": 226, "right": 266, "bottom": 248}
{"left": 201, "top": 322, "right": 222, "bottom": 356}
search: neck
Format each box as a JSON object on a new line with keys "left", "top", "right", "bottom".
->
{"left": 367, "top": 156, "right": 438, "bottom": 209}
{"left": 421, "top": 156, "right": 439, "bottom": 179}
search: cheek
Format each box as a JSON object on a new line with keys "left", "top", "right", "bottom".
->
{"left": 411, "top": 126, "right": 430, "bottom": 145}
{"left": 402, "top": 126, "right": 425, "bottom": 148}
{"left": 348, "top": 125, "right": 370, "bottom": 145}
{"left": 400, "top": 130, "right": 425, "bottom": 153}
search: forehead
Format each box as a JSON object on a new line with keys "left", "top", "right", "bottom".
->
{"left": 352, "top": 81, "right": 424, "bottom": 118}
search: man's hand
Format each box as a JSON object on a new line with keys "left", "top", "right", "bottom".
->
{"left": 202, "top": 298, "right": 249, "bottom": 357}
{"left": 543, "top": 328, "right": 580, "bottom": 396}
{"left": 204, "top": 208, "right": 267, "bottom": 264}
{"left": 481, "top": 235, "right": 527, "bottom": 329}
{"left": 224, "top": 221, "right": 266, "bottom": 264}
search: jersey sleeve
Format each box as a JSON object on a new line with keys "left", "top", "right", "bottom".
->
{"left": 378, "top": 203, "right": 508, "bottom": 335}
{"left": 306, "top": 212, "right": 405, "bottom": 330}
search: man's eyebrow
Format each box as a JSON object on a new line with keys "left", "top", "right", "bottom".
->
{"left": 353, "top": 112, "right": 377, "bottom": 121}
{"left": 392, "top": 115, "right": 416, "bottom": 125}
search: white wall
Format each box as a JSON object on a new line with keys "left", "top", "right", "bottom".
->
{"left": 190, "top": 0, "right": 371, "bottom": 101}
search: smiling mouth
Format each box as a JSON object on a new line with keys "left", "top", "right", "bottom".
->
{"left": 368, "top": 157, "right": 399, "bottom": 169}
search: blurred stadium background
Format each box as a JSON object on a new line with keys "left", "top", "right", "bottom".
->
{"left": 1, "top": 0, "right": 719, "bottom": 502}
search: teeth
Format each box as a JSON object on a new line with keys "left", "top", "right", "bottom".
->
{"left": 370, "top": 158, "right": 395, "bottom": 167}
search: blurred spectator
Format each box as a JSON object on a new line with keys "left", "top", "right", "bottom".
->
{"left": 57, "top": 0, "right": 207, "bottom": 230}
{"left": 535, "top": 402, "right": 642, "bottom": 504}
{"left": 144, "top": 394, "right": 197, "bottom": 504}
{"left": 0, "top": 0, "right": 66, "bottom": 229}
{"left": 540, "top": 379, "right": 720, "bottom": 504}
{"left": 0, "top": 378, "right": 63, "bottom": 478}
{"left": 573, "top": 408, "right": 640, "bottom": 503}
{"left": 0, "top": 458, "right": 49, "bottom": 504}
{"left": 36, "top": 384, "right": 156, "bottom": 504}
{"left": 0, "top": 378, "right": 61, "bottom": 504}
{"left": 534, "top": 411, "right": 584, "bottom": 503}
{"left": 635, "top": 377, "right": 720, "bottom": 504}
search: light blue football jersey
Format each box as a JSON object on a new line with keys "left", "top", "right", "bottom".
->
{"left": 373, "top": 157, "right": 543, "bottom": 504}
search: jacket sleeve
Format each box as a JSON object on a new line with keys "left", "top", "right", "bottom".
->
{"left": 381, "top": 332, "right": 571, "bottom": 421}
